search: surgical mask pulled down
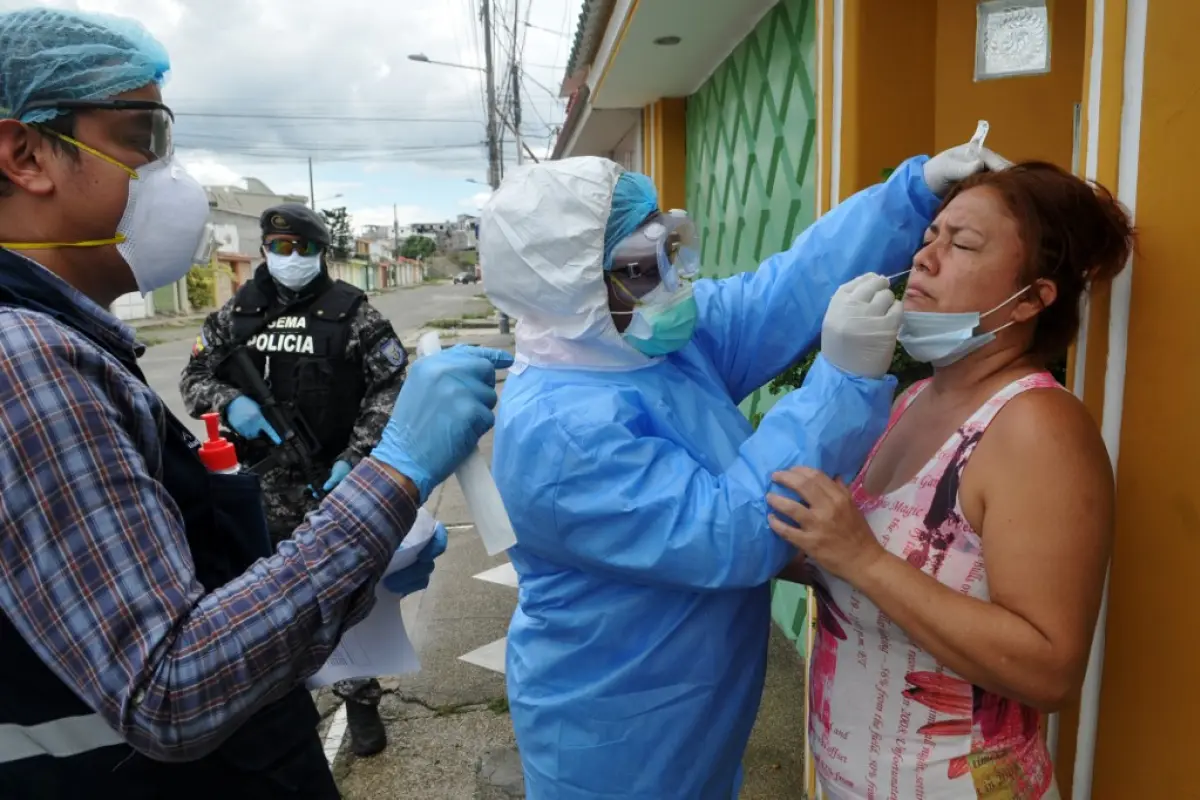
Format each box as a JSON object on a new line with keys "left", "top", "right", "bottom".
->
{"left": 0, "top": 131, "right": 210, "bottom": 294}
{"left": 266, "top": 252, "right": 322, "bottom": 290}
{"left": 612, "top": 279, "right": 698, "bottom": 357}
{"left": 897, "top": 285, "right": 1030, "bottom": 367}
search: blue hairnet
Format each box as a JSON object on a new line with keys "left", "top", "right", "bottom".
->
{"left": 0, "top": 8, "right": 170, "bottom": 124}
{"left": 603, "top": 171, "right": 659, "bottom": 269}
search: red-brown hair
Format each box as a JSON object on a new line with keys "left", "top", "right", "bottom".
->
{"left": 940, "top": 161, "right": 1136, "bottom": 359}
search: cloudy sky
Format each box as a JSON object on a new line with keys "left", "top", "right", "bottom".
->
{"left": 7, "top": 0, "right": 583, "bottom": 230}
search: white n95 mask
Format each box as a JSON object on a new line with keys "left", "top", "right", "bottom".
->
{"left": 898, "top": 286, "right": 1029, "bottom": 367}
{"left": 117, "top": 157, "right": 213, "bottom": 293}
{"left": 0, "top": 154, "right": 212, "bottom": 294}
{"left": 266, "top": 252, "right": 322, "bottom": 290}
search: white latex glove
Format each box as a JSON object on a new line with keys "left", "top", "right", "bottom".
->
{"left": 821, "top": 274, "right": 902, "bottom": 379}
{"left": 923, "top": 142, "right": 1012, "bottom": 196}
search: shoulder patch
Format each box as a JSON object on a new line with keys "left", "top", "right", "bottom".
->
{"left": 191, "top": 331, "right": 208, "bottom": 355}
{"left": 378, "top": 337, "right": 407, "bottom": 368}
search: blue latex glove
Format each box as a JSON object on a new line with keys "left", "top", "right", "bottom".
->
{"left": 322, "top": 459, "right": 353, "bottom": 492}
{"left": 225, "top": 395, "right": 281, "bottom": 444}
{"left": 382, "top": 523, "right": 448, "bottom": 596}
{"left": 371, "top": 345, "right": 514, "bottom": 501}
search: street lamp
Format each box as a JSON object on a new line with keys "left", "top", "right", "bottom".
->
{"left": 407, "top": 53, "right": 485, "bottom": 73}
{"left": 316, "top": 193, "right": 343, "bottom": 204}
{"left": 412, "top": 49, "right": 509, "bottom": 334}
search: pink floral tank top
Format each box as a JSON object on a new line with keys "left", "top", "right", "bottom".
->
{"left": 808, "top": 372, "right": 1062, "bottom": 800}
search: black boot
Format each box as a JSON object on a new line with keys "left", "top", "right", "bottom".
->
{"left": 334, "top": 678, "right": 387, "bottom": 757}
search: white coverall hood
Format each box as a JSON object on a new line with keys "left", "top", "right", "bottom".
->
{"left": 479, "top": 156, "right": 657, "bottom": 373}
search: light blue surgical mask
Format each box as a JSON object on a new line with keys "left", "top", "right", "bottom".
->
{"left": 898, "top": 286, "right": 1030, "bottom": 367}
{"left": 266, "top": 251, "right": 322, "bottom": 290}
{"left": 617, "top": 282, "right": 698, "bottom": 357}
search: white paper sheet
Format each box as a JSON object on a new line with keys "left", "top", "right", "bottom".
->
{"left": 308, "top": 509, "right": 439, "bottom": 687}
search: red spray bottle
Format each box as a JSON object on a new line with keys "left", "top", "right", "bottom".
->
{"left": 198, "top": 412, "right": 240, "bottom": 475}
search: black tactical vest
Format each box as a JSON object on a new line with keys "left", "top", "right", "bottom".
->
{"left": 0, "top": 250, "right": 338, "bottom": 798}
{"left": 227, "top": 267, "right": 368, "bottom": 466}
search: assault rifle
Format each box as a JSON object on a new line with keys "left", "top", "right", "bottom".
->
{"left": 206, "top": 312, "right": 329, "bottom": 499}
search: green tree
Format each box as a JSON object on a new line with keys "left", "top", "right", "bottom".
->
{"left": 400, "top": 235, "right": 437, "bottom": 260}
{"left": 319, "top": 206, "right": 354, "bottom": 260}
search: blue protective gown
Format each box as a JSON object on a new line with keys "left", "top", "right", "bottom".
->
{"left": 491, "top": 157, "right": 939, "bottom": 799}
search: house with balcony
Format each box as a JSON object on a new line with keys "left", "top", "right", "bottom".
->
{"left": 555, "top": 0, "right": 1193, "bottom": 796}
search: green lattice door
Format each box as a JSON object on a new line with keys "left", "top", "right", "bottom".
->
{"left": 685, "top": 0, "right": 818, "bottom": 649}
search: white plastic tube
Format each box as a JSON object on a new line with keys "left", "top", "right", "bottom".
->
{"left": 417, "top": 332, "right": 517, "bottom": 556}
{"left": 967, "top": 119, "right": 990, "bottom": 159}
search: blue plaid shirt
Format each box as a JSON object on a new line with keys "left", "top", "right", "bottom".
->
{"left": 0, "top": 259, "right": 417, "bottom": 761}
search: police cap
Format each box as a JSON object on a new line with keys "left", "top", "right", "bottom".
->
{"left": 260, "top": 203, "right": 331, "bottom": 248}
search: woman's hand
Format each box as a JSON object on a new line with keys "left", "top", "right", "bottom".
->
{"left": 767, "top": 467, "right": 886, "bottom": 584}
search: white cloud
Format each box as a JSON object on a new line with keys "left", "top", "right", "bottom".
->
{"left": 177, "top": 152, "right": 244, "bottom": 187}
{"left": 459, "top": 190, "right": 492, "bottom": 210}
{"left": 6, "top": 0, "right": 583, "bottom": 218}
{"left": 4, "top": 0, "right": 581, "bottom": 178}
{"left": 349, "top": 204, "right": 443, "bottom": 229}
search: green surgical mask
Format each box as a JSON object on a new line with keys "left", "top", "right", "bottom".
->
{"left": 616, "top": 282, "right": 699, "bottom": 357}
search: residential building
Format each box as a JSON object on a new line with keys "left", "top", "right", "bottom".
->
{"left": 206, "top": 178, "right": 308, "bottom": 261}
{"left": 361, "top": 224, "right": 394, "bottom": 241}
{"left": 556, "top": 0, "right": 1187, "bottom": 796}
{"left": 447, "top": 214, "right": 480, "bottom": 252}
{"left": 393, "top": 215, "right": 480, "bottom": 253}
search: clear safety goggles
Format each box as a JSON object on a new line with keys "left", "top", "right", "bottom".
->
{"left": 17, "top": 98, "right": 175, "bottom": 161}
{"left": 609, "top": 210, "right": 700, "bottom": 293}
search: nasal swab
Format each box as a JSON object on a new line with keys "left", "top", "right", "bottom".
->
{"left": 967, "top": 119, "right": 990, "bottom": 159}
{"left": 881, "top": 123, "right": 987, "bottom": 287}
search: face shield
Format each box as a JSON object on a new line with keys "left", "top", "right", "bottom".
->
{"left": 608, "top": 210, "right": 700, "bottom": 295}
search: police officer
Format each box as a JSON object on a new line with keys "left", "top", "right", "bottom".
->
{"left": 0, "top": 9, "right": 511, "bottom": 798}
{"left": 181, "top": 203, "right": 407, "bottom": 757}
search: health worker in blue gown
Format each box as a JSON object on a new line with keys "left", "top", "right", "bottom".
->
{"left": 478, "top": 138, "right": 1009, "bottom": 800}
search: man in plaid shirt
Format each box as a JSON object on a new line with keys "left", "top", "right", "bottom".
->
{"left": 0, "top": 8, "right": 512, "bottom": 797}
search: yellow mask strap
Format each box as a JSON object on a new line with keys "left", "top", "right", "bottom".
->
{"left": 1, "top": 236, "right": 126, "bottom": 249}
{"left": 0, "top": 129, "right": 136, "bottom": 250}
{"left": 44, "top": 129, "right": 139, "bottom": 179}
{"left": 610, "top": 276, "right": 644, "bottom": 308}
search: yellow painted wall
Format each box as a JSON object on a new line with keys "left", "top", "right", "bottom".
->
{"left": 842, "top": 0, "right": 938, "bottom": 197}
{"left": 933, "top": 0, "right": 1087, "bottom": 163}
{"left": 640, "top": 99, "right": 687, "bottom": 211}
{"left": 841, "top": 0, "right": 1085, "bottom": 198}
{"left": 1091, "top": 1, "right": 1200, "bottom": 794}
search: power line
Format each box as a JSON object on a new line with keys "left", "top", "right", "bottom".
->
{"left": 178, "top": 147, "right": 488, "bottom": 162}
{"left": 521, "top": 81, "right": 552, "bottom": 132}
{"left": 524, "top": 19, "right": 568, "bottom": 37}
{"left": 520, "top": 69, "right": 560, "bottom": 100}
{"left": 175, "top": 111, "right": 481, "bottom": 123}
{"left": 176, "top": 142, "right": 486, "bottom": 155}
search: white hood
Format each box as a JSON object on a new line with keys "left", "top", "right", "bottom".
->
{"left": 479, "top": 156, "right": 656, "bottom": 373}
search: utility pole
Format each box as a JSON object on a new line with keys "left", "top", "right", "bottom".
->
{"left": 393, "top": 203, "right": 400, "bottom": 256}
{"left": 512, "top": 0, "right": 523, "bottom": 168}
{"left": 308, "top": 156, "right": 315, "bottom": 210}
{"left": 480, "top": 0, "right": 509, "bottom": 334}
{"left": 481, "top": 0, "right": 501, "bottom": 190}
